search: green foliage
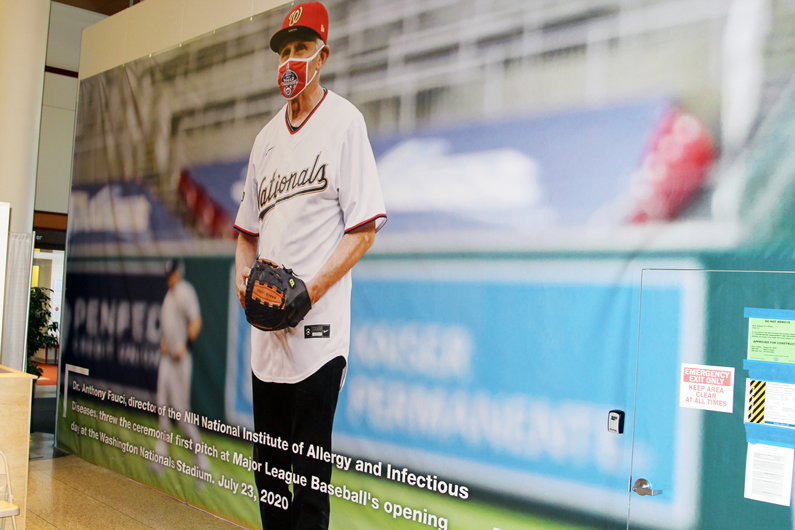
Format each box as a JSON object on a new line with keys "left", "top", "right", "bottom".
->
{"left": 27, "top": 286, "right": 58, "bottom": 377}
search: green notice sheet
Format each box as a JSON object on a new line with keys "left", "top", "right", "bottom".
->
{"left": 748, "top": 318, "right": 795, "bottom": 363}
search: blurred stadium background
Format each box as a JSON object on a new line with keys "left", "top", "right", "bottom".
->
{"left": 68, "top": 0, "right": 795, "bottom": 243}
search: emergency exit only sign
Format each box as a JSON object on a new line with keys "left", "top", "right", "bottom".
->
{"left": 680, "top": 363, "right": 735, "bottom": 413}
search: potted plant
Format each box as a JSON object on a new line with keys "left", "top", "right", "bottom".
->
{"left": 27, "top": 286, "right": 59, "bottom": 378}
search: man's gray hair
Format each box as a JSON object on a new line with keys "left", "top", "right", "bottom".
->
{"left": 316, "top": 38, "right": 325, "bottom": 51}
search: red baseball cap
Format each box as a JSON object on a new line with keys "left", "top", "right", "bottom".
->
{"left": 270, "top": 2, "right": 329, "bottom": 53}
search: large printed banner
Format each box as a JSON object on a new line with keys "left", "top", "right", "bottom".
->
{"left": 59, "top": 1, "right": 795, "bottom": 530}
{"left": 61, "top": 257, "right": 698, "bottom": 529}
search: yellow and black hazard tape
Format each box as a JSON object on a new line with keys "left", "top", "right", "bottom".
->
{"left": 748, "top": 380, "right": 766, "bottom": 424}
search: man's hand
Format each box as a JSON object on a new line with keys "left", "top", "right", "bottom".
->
{"left": 305, "top": 220, "right": 376, "bottom": 305}
{"left": 236, "top": 265, "right": 251, "bottom": 309}
{"left": 235, "top": 232, "right": 258, "bottom": 309}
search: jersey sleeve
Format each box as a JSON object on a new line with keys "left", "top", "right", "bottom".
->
{"left": 338, "top": 112, "right": 387, "bottom": 233}
{"left": 234, "top": 148, "right": 260, "bottom": 237}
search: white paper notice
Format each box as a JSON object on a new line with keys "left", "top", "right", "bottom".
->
{"left": 680, "top": 363, "right": 735, "bottom": 413}
{"left": 764, "top": 382, "right": 795, "bottom": 428}
{"left": 744, "top": 443, "right": 794, "bottom": 506}
{"left": 743, "top": 379, "right": 795, "bottom": 427}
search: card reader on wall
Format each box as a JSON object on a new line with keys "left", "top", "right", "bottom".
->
{"left": 608, "top": 410, "right": 624, "bottom": 434}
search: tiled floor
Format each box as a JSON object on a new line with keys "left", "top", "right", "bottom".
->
{"left": 25, "top": 434, "right": 244, "bottom": 530}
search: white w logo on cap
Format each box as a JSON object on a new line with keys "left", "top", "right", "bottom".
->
{"left": 288, "top": 7, "right": 303, "bottom": 25}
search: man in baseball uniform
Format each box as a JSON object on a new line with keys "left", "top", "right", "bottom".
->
{"left": 234, "top": 2, "right": 386, "bottom": 528}
{"left": 156, "top": 260, "right": 209, "bottom": 474}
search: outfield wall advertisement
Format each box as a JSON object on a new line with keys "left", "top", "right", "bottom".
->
{"left": 58, "top": 1, "right": 794, "bottom": 529}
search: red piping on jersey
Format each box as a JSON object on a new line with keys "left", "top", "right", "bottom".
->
{"left": 345, "top": 214, "right": 387, "bottom": 234}
{"left": 285, "top": 89, "right": 328, "bottom": 135}
{"left": 234, "top": 224, "right": 259, "bottom": 237}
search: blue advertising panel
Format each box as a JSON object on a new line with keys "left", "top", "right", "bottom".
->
{"left": 335, "top": 259, "right": 701, "bottom": 523}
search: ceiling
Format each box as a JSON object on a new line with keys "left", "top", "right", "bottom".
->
{"left": 55, "top": 0, "right": 142, "bottom": 17}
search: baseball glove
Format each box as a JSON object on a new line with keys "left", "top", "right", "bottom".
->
{"left": 244, "top": 259, "right": 312, "bottom": 331}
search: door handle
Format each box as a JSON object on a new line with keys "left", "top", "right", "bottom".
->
{"left": 633, "top": 478, "right": 662, "bottom": 496}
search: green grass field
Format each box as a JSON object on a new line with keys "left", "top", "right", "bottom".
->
{"left": 57, "top": 394, "right": 604, "bottom": 530}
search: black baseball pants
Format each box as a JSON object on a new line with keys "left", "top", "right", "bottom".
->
{"left": 251, "top": 355, "right": 346, "bottom": 530}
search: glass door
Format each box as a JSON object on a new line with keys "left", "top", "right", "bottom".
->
{"left": 629, "top": 269, "right": 795, "bottom": 530}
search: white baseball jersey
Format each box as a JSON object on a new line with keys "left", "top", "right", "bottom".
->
{"left": 235, "top": 89, "right": 386, "bottom": 384}
{"left": 160, "top": 280, "right": 201, "bottom": 356}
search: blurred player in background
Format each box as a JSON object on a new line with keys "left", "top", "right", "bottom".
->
{"left": 156, "top": 259, "right": 209, "bottom": 474}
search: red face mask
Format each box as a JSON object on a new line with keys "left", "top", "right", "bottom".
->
{"left": 278, "top": 45, "right": 324, "bottom": 100}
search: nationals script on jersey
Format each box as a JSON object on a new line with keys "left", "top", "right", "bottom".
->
{"left": 235, "top": 89, "right": 386, "bottom": 384}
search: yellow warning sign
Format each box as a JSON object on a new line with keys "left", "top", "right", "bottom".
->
{"left": 745, "top": 379, "right": 795, "bottom": 428}
{"left": 748, "top": 380, "right": 766, "bottom": 423}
